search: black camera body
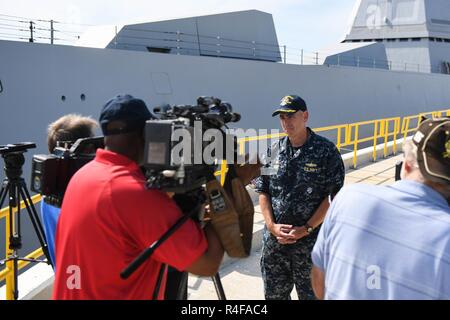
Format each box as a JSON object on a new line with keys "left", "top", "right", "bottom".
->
{"left": 31, "top": 137, "right": 104, "bottom": 207}
{"left": 0, "top": 142, "right": 36, "bottom": 155}
{"left": 0, "top": 143, "right": 36, "bottom": 180}
{"left": 144, "top": 96, "right": 240, "bottom": 193}
{"left": 144, "top": 118, "right": 208, "bottom": 192}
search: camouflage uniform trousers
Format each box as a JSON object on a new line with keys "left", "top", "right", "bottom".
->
{"left": 260, "top": 232, "right": 317, "bottom": 300}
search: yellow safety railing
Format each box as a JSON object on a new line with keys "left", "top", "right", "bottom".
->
{"left": 237, "top": 132, "right": 286, "bottom": 155}
{"left": 1, "top": 108, "right": 449, "bottom": 300}
{"left": 213, "top": 160, "right": 229, "bottom": 185}
{"left": 237, "top": 124, "right": 349, "bottom": 156}
{"left": 347, "top": 117, "right": 401, "bottom": 168}
{"left": 401, "top": 109, "right": 450, "bottom": 142}
{"left": 236, "top": 109, "right": 449, "bottom": 170}
{"left": 310, "top": 124, "right": 349, "bottom": 152}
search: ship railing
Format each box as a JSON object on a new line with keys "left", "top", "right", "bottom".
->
{"left": 1, "top": 108, "right": 449, "bottom": 299}
{"left": 235, "top": 119, "right": 399, "bottom": 170}
{"left": 347, "top": 117, "right": 401, "bottom": 169}
{"left": 401, "top": 109, "right": 450, "bottom": 141}
{"left": 2, "top": 17, "right": 450, "bottom": 74}
{"left": 108, "top": 33, "right": 449, "bottom": 74}
{"left": 104, "top": 29, "right": 450, "bottom": 74}
{"left": 236, "top": 109, "right": 450, "bottom": 169}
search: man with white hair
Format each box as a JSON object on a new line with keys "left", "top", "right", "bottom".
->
{"left": 311, "top": 118, "right": 450, "bottom": 300}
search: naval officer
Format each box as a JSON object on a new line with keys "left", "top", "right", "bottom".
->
{"left": 254, "top": 95, "right": 345, "bottom": 300}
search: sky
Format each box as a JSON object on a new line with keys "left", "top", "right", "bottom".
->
{"left": 0, "top": 0, "right": 357, "bottom": 52}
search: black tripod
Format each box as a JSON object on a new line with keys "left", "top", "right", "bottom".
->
{"left": 120, "top": 199, "right": 226, "bottom": 300}
{"left": 0, "top": 143, "right": 52, "bottom": 300}
{"left": 168, "top": 268, "right": 226, "bottom": 300}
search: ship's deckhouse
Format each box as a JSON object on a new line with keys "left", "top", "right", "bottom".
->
{"left": 333, "top": 0, "right": 450, "bottom": 74}
{"left": 78, "top": 10, "right": 282, "bottom": 63}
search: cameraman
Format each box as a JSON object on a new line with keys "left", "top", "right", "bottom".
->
{"left": 42, "top": 114, "right": 98, "bottom": 269}
{"left": 52, "top": 95, "right": 224, "bottom": 300}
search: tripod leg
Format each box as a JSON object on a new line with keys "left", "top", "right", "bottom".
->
{"left": 13, "top": 256, "right": 18, "bottom": 300}
{"left": 212, "top": 272, "right": 226, "bottom": 300}
{"left": 3, "top": 184, "right": 19, "bottom": 300}
{"left": 175, "top": 271, "right": 189, "bottom": 300}
{"left": 153, "top": 264, "right": 168, "bottom": 300}
{"left": 1, "top": 183, "right": 14, "bottom": 244}
{"left": 16, "top": 184, "right": 22, "bottom": 245}
{"left": 21, "top": 181, "right": 47, "bottom": 239}
{"left": 0, "top": 184, "right": 7, "bottom": 208}
{"left": 164, "top": 266, "right": 188, "bottom": 300}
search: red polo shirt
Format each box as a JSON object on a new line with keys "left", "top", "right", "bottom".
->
{"left": 52, "top": 149, "right": 207, "bottom": 300}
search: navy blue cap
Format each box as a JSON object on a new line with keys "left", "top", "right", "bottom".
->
{"left": 272, "top": 95, "right": 307, "bottom": 117}
{"left": 99, "top": 94, "right": 154, "bottom": 135}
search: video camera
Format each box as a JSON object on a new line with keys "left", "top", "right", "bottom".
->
{"left": 144, "top": 96, "right": 241, "bottom": 193}
{"left": 30, "top": 137, "right": 104, "bottom": 207}
{"left": 28, "top": 96, "right": 241, "bottom": 204}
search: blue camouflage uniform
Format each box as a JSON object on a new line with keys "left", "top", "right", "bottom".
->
{"left": 254, "top": 128, "right": 345, "bottom": 300}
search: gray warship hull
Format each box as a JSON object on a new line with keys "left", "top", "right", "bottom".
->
{"left": 1, "top": 39, "right": 449, "bottom": 153}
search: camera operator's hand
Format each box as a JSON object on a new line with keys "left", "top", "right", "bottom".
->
{"left": 165, "top": 192, "right": 175, "bottom": 198}
{"left": 185, "top": 223, "right": 224, "bottom": 276}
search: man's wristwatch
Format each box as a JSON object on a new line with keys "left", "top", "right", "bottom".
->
{"left": 305, "top": 223, "right": 314, "bottom": 234}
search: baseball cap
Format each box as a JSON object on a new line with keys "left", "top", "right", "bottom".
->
{"left": 272, "top": 95, "right": 307, "bottom": 117}
{"left": 99, "top": 94, "right": 154, "bottom": 135}
{"left": 412, "top": 117, "right": 450, "bottom": 184}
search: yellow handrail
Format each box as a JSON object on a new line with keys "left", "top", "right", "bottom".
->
{"left": 1, "top": 194, "right": 42, "bottom": 300}
{"left": 236, "top": 109, "right": 449, "bottom": 170}
{"left": 237, "top": 124, "right": 349, "bottom": 155}
{"left": 1, "top": 108, "right": 449, "bottom": 299}
{"left": 314, "top": 124, "right": 349, "bottom": 152}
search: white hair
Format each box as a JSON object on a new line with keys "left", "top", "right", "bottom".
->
{"left": 402, "top": 140, "right": 424, "bottom": 182}
{"left": 403, "top": 140, "right": 449, "bottom": 201}
{"left": 402, "top": 140, "right": 419, "bottom": 167}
